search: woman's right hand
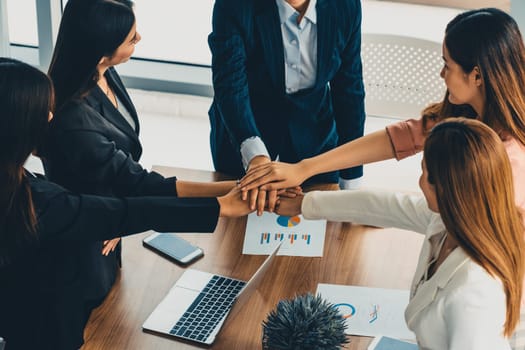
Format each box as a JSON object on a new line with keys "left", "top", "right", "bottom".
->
{"left": 239, "top": 161, "right": 308, "bottom": 193}
{"left": 217, "top": 186, "right": 254, "bottom": 217}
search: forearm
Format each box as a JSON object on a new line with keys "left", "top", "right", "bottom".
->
{"left": 301, "top": 189, "right": 431, "bottom": 233}
{"left": 41, "top": 191, "right": 219, "bottom": 241}
{"left": 176, "top": 180, "right": 236, "bottom": 197}
{"left": 300, "top": 129, "right": 395, "bottom": 178}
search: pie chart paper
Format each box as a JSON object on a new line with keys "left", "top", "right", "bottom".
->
{"left": 242, "top": 212, "right": 327, "bottom": 256}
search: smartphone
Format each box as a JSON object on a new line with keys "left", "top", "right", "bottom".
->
{"left": 143, "top": 232, "right": 204, "bottom": 265}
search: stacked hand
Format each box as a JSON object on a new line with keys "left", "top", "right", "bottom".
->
{"left": 217, "top": 158, "right": 308, "bottom": 217}
{"left": 242, "top": 155, "right": 276, "bottom": 215}
{"left": 239, "top": 160, "right": 307, "bottom": 213}
{"left": 218, "top": 182, "right": 304, "bottom": 217}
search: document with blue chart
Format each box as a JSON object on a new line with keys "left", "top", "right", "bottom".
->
{"left": 243, "top": 212, "right": 326, "bottom": 256}
{"left": 317, "top": 283, "right": 415, "bottom": 340}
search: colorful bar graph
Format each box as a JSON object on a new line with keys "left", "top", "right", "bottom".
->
{"left": 260, "top": 233, "right": 271, "bottom": 244}
{"left": 244, "top": 212, "right": 326, "bottom": 256}
{"left": 302, "top": 234, "right": 311, "bottom": 245}
{"left": 259, "top": 233, "right": 311, "bottom": 245}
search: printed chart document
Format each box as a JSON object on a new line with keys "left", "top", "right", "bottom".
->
{"left": 368, "top": 336, "right": 418, "bottom": 350}
{"left": 317, "top": 283, "right": 415, "bottom": 340}
{"left": 243, "top": 212, "right": 326, "bottom": 256}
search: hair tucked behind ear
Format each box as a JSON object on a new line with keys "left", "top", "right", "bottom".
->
{"left": 424, "top": 117, "right": 524, "bottom": 336}
{"left": 0, "top": 58, "right": 54, "bottom": 266}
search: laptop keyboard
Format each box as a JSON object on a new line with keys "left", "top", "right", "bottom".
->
{"left": 169, "top": 275, "right": 246, "bottom": 342}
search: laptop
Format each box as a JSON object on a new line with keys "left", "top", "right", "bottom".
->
{"left": 142, "top": 242, "right": 282, "bottom": 345}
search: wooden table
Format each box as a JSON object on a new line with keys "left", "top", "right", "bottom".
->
{"left": 83, "top": 167, "right": 424, "bottom": 350}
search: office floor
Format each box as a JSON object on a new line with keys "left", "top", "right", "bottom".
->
{"left": 26, "top": 89, "right": 422, "bottom": 194}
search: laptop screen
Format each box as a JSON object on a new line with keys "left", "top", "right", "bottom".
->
{"left": 218, "top": 242, "right": 283, "bottom": 327}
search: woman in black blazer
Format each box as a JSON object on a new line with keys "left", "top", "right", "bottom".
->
{"left": 0, "top": 58, "right": 250, "bottom": 349}
{"left": 44, "top": 0, "right": 235, "bottom": 331}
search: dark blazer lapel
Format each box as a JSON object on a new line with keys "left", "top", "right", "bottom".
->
{"left": 255, "top": 0, "right": 285, "bottom": 93}
{"left": 86, "top": 87, "right": 140, "bottom": 146}
{"left": 315, "top": 0, "right": 336, "bottom": 87}
{"left": 106, "top": 68, "right": 140, "bottom": 134}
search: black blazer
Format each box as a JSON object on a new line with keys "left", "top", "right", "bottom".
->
{"left": 43, "top": 68, "right": 177, "bottom": 313}
{"left": 0, "top": 173, "right": 219, "bottom": 350}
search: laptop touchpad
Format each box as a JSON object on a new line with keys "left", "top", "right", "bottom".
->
{"left": 143, "top": 284, "right": 200, "bottom": 333}
{"left": 176, "top": 269, "right": 214, "bottom": 291}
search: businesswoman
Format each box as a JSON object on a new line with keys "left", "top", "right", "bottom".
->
{"left": 0, "top": 58, "right": 251, "bottom": 350}
{"left": 241, "top": 9, "right": 525, "bottom": 346}
{"left": 277, "top": 118, "right": 524, "bottom": 349}
{"left": 45, "top": 0, "right": 236, "bottom": 331}
{"left": 241, "top": 7, "right": 525, "bottom": 211}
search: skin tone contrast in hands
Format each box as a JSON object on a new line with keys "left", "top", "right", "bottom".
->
{"left": 243, "top": 156, "right": 303, "bottom": 216}
{"left": 239, "top": 39, "right": 485, "bottom": 213}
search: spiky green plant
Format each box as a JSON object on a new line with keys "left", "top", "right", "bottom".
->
{"left": 262, "top": 293, "right": 349, "bottom": 350}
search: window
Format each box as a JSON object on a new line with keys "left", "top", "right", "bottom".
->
{"left": 61, "top": 0, "right": 214, "bottom": 66}
{"left": 133, "top": 0, "right": 213, "bottom": 66}
{"left": 7, "top": 0, "right": 38, "bottom": 47}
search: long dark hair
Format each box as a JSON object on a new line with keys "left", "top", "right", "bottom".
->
{"left": 423, "top": 8, "right": 525, "bottom": 144}
{"left": 0, "top": 58, "right": 55, "bottom": 266}
{"left": 425, "top": 118, "right": 524, "bottom": 336}
{"left": 48, "top": 0, "right": 135, "bottom": 111}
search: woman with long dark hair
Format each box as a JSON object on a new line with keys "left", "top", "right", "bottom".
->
{"left": 45, "top": 0, "right": 237, "bottom": 330}
{"left": 0, "top": 58, "right": 250, "bottom": 350}
{"left": 276, "top": 118, "right": 525, "bottom": 349}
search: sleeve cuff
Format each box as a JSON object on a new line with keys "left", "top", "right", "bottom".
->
{"left": 240, "top": 136, "right": 270, "bottom": 170}
{"left": 339, "top": 176, "right": 363, "bottom": 190}
{"left": 385, "top": 119, "right": 425, "bottom": 161}
{"left": 301, "top": 191, "right": 319, "bottom": 220}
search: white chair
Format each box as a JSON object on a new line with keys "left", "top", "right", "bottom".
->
{"left": 361, "top": 33, "right": 446, "bottom": 119}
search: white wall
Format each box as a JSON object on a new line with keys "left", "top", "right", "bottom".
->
{"left": 512, "top": 1, "right": 525, "bottom": 35}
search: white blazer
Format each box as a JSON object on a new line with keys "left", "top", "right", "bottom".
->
{"left": 302, "top": 189, "right": 510, "bottom": 350}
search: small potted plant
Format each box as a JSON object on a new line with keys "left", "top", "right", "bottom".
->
{"left": 262, "top": 293, "right": 349, "bottom": 350}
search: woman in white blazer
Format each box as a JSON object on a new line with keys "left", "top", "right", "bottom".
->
{"left": 276, "top": 118, "right": 524, "bottom": 350}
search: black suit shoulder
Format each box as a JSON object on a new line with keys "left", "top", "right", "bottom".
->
{"left": 51, "top": 98, "right": 106, "bottom": 133}
{"left": 321, "top": 0, "right": 361, "bottom": 28}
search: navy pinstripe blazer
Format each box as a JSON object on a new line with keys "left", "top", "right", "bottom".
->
{"left": 208, "top": 0, "right": 366, "bottom": 181}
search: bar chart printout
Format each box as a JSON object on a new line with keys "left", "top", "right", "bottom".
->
{"left": 243, "top": 212, "right": 326, "bottom": 256}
